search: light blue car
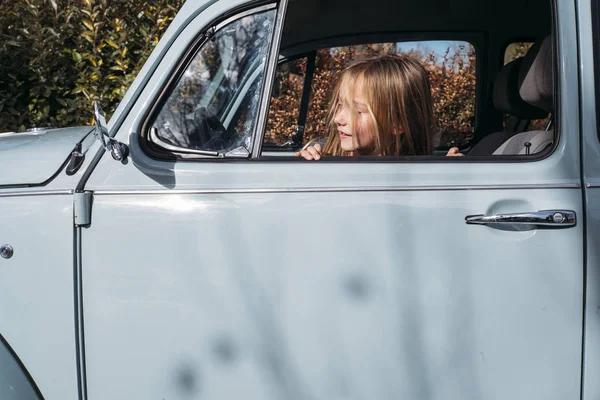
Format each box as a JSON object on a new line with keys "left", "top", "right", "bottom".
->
{"left": 1, "top": 0, "right": 599, "bottom": 399}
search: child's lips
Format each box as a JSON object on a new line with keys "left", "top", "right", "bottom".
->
{"left": 339, "top": 131, "right": 352, "bottom": 138}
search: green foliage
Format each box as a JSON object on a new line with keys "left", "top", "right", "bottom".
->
{"left": 0, "top": 0, "right": 183, "bottom": 132}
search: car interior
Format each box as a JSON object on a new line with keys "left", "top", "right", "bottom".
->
{"left": 262, "top": 0, "right": 554, "bottom": 157}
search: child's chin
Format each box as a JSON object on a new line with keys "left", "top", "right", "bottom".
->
{"left": 340, "top": 143, "right": 356, "bottom": 152}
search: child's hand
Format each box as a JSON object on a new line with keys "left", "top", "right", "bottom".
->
{"left": 446, "top": 147, "right": 464, "bottom": 156}
{"left": 294, "top": 143, "right": 322, "bottom": 160}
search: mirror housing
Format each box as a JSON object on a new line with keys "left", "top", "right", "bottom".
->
{"left": 93, "top": 101, "right": 128, "bottom": 161}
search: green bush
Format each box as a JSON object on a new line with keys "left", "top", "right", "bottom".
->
{"left": 0, "top": 0, "right": 182, "bottom": 132}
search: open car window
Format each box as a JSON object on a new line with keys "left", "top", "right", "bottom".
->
{"left": 265, "top": 41, "right": 476, "bottom": 152}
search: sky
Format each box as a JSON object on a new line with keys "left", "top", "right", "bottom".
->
{"left": 396, "top": 40, "right": 473, "bottom": 62}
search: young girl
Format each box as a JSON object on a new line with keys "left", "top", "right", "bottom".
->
{"left": 295, "top": 54, "right": 462, "bottom": 159}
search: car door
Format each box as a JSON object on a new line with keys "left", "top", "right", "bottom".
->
{"left": 79, "top": 0, "right": 583, "bottom": 399}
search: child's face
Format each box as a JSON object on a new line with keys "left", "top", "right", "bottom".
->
{"left": 334, "top": 80, "right": 376, "bottom": 152}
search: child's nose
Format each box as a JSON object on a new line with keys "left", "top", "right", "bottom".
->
{"left": 334, "top": 107, "right": 347, "bottom": 125}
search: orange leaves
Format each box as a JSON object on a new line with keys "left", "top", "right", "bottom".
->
{"left": 423, "top": 45, "right": 476, "bottom": 145}
{"left": 265, "top": 58, "right": 306, "bottom": 143}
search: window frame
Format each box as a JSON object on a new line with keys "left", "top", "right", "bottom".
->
{"left": 139, "top": 2, "right": 280, "bottom": 161}
{"left": 258, "top": 28, "right": 560, "bottom": 162}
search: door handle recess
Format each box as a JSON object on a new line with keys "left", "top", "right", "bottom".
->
{"left": 465, "top": 210, "right": 576, "bottom": 227}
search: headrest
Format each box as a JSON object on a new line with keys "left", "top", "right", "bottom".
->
{"left": 493, "top": 58, "right": 548, "bottom": 119}
{"left": 519, "top": 36, "right": 553, "bottom": 112}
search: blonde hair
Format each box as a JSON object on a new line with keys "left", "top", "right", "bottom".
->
{"left": 322, "top": 54, "right": 436, "bottom": 156}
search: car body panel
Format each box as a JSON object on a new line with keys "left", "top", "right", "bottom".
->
{"left": 0, "top": 127, "right": 92, "bottom": 187}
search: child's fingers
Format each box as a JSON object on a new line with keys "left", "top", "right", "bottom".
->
{"left": 295, "top": 150, "right": 313, "bottom": 159}
{"left": 301, "top": 137, "right": 319, "bottom": 151}
{"left": 299, "top": 150, "right": 314, "bottom": 160}
{"left": 314, "top": 143, "right": 322, "bottom": 153}
{"left": 307, "top": 146, "right": 321, "bottom": 160}
{"left": 446, "top": 147, "right": 464, "bottom": 156}
{"left": 294, "top": 145, "right": 322, "bottom": 160}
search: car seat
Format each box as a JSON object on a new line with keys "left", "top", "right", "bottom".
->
{"left": 468, "top": 40, "right": 549, "bottom": 155}
{"left": 493, "top": 36, "right": 554, "bottom": 155}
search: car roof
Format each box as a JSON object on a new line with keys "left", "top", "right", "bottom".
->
{"left": 280, "top": 0, "right": 551, "bottom": 52}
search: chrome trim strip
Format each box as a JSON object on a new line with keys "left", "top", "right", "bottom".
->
{"left": 149, "top": 127, "right": 219, "bottom": 157}
{"left": 94, "top": 183, "right": 580, "bottom": 195}
{"left": 0, "top": 190, "right": 73, "bottom": 198}
{"left": 586, "top": 182, "right": 600, "bottom": 188}
{"left": 251, "top": 0, "right": 289, "bottom": 158}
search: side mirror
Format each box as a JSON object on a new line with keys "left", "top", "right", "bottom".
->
{"left": 93, "top": 101, "right": 128, "bottom": 161}
{"left": 93, "top": 101, "right": 109, "bottom": 149}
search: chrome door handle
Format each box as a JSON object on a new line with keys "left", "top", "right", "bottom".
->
{"left": 465, "top": 210, "right": 576, "bottom": 227}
